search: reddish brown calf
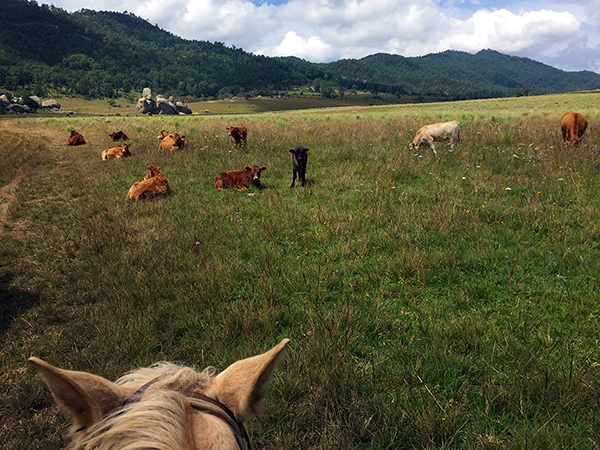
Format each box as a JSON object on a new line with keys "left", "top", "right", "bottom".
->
{"left": 126, "top": 165, "right": 170, "bottom": 200}
{"left": 227, "top": 124, "right": 247, "bottom": 150}
{"left": 67, "top": 130, "right": 86, "bottom": 146}
{"left": 214, "top": 165, "right": 266, "bottom": 191}
{"left": 561, "top": 110, "right": 588, "bottom": 148}
{"left": 109, "top": 131, "right": 129, "bottom": 141}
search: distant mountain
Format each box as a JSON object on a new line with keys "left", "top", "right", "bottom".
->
{"left": 1, "top": 0, "right": 599, "bottom": 101}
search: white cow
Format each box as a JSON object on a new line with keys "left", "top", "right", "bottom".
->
{"left": 409, "top": 120, "right": 460, "bottom": 156}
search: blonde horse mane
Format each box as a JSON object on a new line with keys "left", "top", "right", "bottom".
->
{"left": 73, "top": 363, "right": 215, "bottom": 450}
{"left": 30, "top": 339, "right": 289, "bottom": 450}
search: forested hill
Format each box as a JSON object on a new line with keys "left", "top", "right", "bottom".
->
{"left": 1, "top": 0, "right": 600, "bottom": 101}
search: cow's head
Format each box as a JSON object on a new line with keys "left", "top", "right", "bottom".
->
{"left": 121, "top": 143, "right": 131, "bottom": 157}
{"left": 158, "top": 130, "right": 170, "bottom": 140}
{"left": 289, "top": 146, "right": 309, "bottom": 165}
{"left": 145, "top": 165, "right": 161, "bottom": 179}
{"left": 245, "top": 165, "right": 266, "bottom": 187}
{"left": 227, "top": 126, "right": 237, "bottom": 136}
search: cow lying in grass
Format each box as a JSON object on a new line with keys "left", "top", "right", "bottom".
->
{"left": 159, "top": 132, "right": 186, "bottom": 151}
{"left": 67, "top": 130, "right": 86, "bottom": 146}
{"left": 409, "top": 120, "right": 460, "bottom": 155}
{"left": 109, "top": 131, "right": 129, "bottom": 141}
{"left": 561, "top": 110, "right": 587, "bottom": 148}
{"left": 227, "top": 124, "right": 247, "bottom": 150}
{"left": 102, "top": 143, "right": 131, "bottom": 160}
{"left": 214, "top": 165, "right": 266, "bottom": 191}
{"left": 289, "top": 146, "right": 309, "bottom": 187}
{"left": 126, "top": 165, "right": 169, "bottom": 200}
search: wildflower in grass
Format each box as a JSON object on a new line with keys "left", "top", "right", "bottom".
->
{"left": 195, "top": 241, "right": 200, "bottom": 245}
{"left": 505, "top": 187, "right": 511, "bottom": 191}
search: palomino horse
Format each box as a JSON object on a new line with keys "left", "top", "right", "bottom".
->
{"left": 29, "top": 339, "right": 289, "bottom": 450}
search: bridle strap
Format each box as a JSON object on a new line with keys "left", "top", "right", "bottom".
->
{"left": 122, "top": 377, "right": 251, "bottom": 450}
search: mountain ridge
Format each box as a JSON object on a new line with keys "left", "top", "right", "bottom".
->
{"left": 1, "top": 0, "right": 599, "bottom": 101}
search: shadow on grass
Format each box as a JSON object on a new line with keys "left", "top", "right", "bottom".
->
{"left": 0, "top": 273, "right": 40, "bottom": 332}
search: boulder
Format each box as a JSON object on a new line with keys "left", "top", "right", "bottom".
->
{"left": 29, "top": 96, "right": 42, "bottom": 108}
{"left": 143, "top": 87, "right": 152, "bottom": 100}
{"left": 41, "top": 99, "right": 61, "bottom": 109}
{"left": 136, "top": 97, "right": 156, "bottom": 114}
{"left": 175, "top": 102, "right": 192, "bottom": 115}
{"left": 0, "top": 94, "right": 10, "bottom": 105}
{"left": 8, "top": 104, "right": 35, "bottom": 114}
{"left": 156, "top": 97, "right": 179, "bottom": 115}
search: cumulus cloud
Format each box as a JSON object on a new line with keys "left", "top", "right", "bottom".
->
{"left": 44, "top": 0, "right": 600, "bottom": 71}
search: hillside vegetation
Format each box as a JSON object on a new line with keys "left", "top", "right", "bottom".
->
{"left": 1, "top": 0, "right": 600, "bottom": 103}
{"left": 1, "top": 92, "right": 600, "bottom": 449}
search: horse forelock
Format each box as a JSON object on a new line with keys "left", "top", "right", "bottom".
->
{"left": 72, "top": 364, "right": 218, "bottom": 450}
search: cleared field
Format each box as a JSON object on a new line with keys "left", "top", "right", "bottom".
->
{"left": 1, "top": 92, "right": 600, "bottom": 449}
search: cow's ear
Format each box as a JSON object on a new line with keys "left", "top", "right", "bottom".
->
{"left": 289, "top": 149, "right": 294, "bottom": 153}
{"left": 260, "top": 167, "right": 267, "bottom": 171}
{"left": 245, "top": 167, "right": 251, "bottom": 171}
{"left": 305, "top": 148, "right": 309, "bottom": 152}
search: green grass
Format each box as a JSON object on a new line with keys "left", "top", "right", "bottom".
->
{"left": 1, "top": 92, "right": 600, "bottom": 449}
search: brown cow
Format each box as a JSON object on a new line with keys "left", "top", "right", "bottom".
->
{"left": 159, "top": 133, "right": 186, "bottom": 151}
{"left": 214, "top": 165, "right": 266, "bottom": 191}
{"left": 158, "top": 130, "right": 170, "bottom": 140}
{"left": 126, "top": 165, "right": 170, "bottom": 200}
{"left": 561, "top": 110, "right": 588, "bottom": 148}
{"left": 227, "top": 124, "right": 247, "bottom": 150}
{"left": 109, "top": 131, "right": 129, "bottom": 141}
{"left": 67, "top": 130, "right": 86, "bottom": 146}
{"left": 102, "top": 143, "right": 132, "bottom": 160}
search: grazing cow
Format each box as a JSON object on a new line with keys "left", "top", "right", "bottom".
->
{"left": 561, "top": 110, "right": 588, "bottom": 148}
{"left": 289, "top": 146, "right": 309, "bottom": 187}
{"left": 102, "top": 143, "right": 132, "bottom": 160}
{"left": 67, "top": 130, "right": 86, "bottom": 146}
{"left": 227, "top": 124, "right": 247, "bottom": 150}
{"left": 214, "top": 165, "right": 266, "bottom": 191}
{"left": 159, "top": 133, "right": 186, "bottom": 151}
{"left": 409, "top": 120, "right": 460, "bottom": 156}
{"left": 109, "top": 131, "right": 129, "bottom": 141}
{"left": 29, "top": 339, "right": 289, "bottom": 450}
{"left": 126, "top": 165, "right": 169, "bottom": 200}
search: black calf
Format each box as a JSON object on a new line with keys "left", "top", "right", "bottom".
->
{"left": 289, "top": 146, "right": 309, "bottom": 187}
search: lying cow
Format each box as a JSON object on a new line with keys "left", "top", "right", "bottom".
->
{"left": 409, "top": 120, "right": 460, "bottom": 156}
{"left": 67, "top": 130, "right": 86, "bottom": 146}
{"left": 159, "top": 133, "right": 186, "bottom": 151}
{"left": 289, "top": 146, "right": 309, "bottom": 187}
{"left": 227, "top": 124, "right": 247, "bottom": 150}
{"left": 126, "top": 165, "right": 169, "bottom": 200}
{"left": 214, "top": 165, "right": 266, "bottom": 191}
{"left": 561, "top": 110, "right": 588, "bottom": 148}
{"left": 102, "top": 143, "right": 132, "bottom": 160}
{"left": 109, "top": 131, "right": 129, "bottom": 141}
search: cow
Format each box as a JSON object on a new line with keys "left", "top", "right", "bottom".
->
{"left": 561, "top": 110, "right": 588, "bottom": 148}
{"left": 289, "top": 146, "right": 309, "bottom": 187}
{"left": 159, "top": 133, "right": 186, "bottom": 151}
{"left": 126, "top": 165, "right": 169, "bottom": 200}
{"left": 227, "top": 124, "right": 247, "bottom": 150}
{"left": 214, "top": 165, "right": 266, "bottom": 191}
{"left": 67, "top": 130, "right": 86, "bottom": 146}
{"left": 102, "top": 143, "right": 132, "bottom": 160}
{"left": 409, "top": 120, "right": 460, "bottom": 156}
{"left": 109, "top": 131, "right": 129, "bottom": 141}
{"left": 158, "top": 130, "right": 170, "bottom": 140}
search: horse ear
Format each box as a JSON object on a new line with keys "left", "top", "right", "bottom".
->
{"left": 205, "top": 339, "right": 289, "bottom": 423}
{"left": 29, "top": 357, "right": 126, "bottom": 432}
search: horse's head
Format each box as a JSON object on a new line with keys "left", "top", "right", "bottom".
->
{"left": 30, "top": 339, "right": 289, "bottom": 449}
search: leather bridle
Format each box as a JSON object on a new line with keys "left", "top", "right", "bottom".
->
{"left": 122, "top": 377, "right": 252, "bottom": 450}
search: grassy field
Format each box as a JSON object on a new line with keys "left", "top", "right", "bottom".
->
{"left": 1, "top": 92, "right": 600, "bottom": 449}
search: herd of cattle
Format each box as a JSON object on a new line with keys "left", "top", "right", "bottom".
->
{"left": 66, "top": 109, "right": 587, "bottom": 201}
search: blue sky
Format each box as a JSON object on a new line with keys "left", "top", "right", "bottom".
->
{"left": 44, "top": 0, "right": 600, "bottom": 73}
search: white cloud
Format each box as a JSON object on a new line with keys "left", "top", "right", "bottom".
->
{"left": 272, "top": 31, "right": 334, "bottom": 60}
{"left": 41, "top": 0, "right": 600, "bottom": 71}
